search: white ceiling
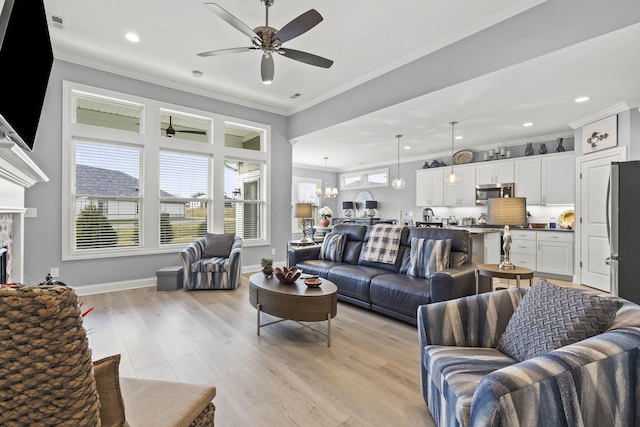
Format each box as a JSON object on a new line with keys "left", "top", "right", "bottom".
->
{"left": 43, "top": 0, "right": 640, "bottom": 171}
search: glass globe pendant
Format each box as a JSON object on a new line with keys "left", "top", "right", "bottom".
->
{"left": 392, "top": 134, "right": 405, "bottom": 190}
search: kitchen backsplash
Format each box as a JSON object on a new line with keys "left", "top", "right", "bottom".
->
{"left": 404, "top": 205, "right": 574, "bottom": 227}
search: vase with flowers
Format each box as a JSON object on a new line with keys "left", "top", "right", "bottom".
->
{"left": 319, "top": 206, "right": 333, "bottom": 227}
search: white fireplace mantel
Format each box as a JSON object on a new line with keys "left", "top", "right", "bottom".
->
{"left": 0, "top": 140, "right": 49, "bottom": 188}
{"left": 0, "top": 138, "right": 49, "bottom": 283}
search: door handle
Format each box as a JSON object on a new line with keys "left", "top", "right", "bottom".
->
{"left": 605, "top": 257, "right": 611, "bottom": 265}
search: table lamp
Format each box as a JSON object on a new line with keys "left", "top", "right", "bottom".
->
{"left": 294, "top": 203, "right": 313, "bottom": 242}
{"left": 365, "top": 200, "right": 377, "bottom": 218}
{"left": 487, "top": 197, "right": 527, "bottom": 269}
{"left": 342, "top": 201, "right": 355, "bottom": 218}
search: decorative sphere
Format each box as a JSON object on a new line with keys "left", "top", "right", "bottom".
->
{"left": 392, "top": 177, "right": 406, "bottom": 190}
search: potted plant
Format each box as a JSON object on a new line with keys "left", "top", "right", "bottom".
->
{"left": 261, "top": 258, "right": 274, "bottom": 278}
{"left": 319, "top": 206, "right": 333, "bottom": 227}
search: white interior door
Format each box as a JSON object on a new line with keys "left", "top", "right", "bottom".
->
{"left": 578, "top": 147, "right": 626, "bottom": 291}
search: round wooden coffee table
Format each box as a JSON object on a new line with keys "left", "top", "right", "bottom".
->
{"left": 248, "top": 273, "right": 338, "bottom": 347}
{"left": 475, "top": 264, "right": 534, "bottom": 294}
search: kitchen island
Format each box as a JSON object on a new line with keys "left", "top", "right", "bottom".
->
{"left": 444, "top": 226, "right": 502, "bottom": 265}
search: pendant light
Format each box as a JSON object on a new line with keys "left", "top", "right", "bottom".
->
{"left": 445, "top": 121, "right": 460, "bottom": 185}
{"left": 391, "top": 134, "right": 406, "bottom": 190}
{"left": 323, "top": 157, "right": 338, "bottom": 198}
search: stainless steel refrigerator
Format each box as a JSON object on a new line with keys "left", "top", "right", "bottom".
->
{"left": 608, "top": 160, "right": 640, "bottom": 304}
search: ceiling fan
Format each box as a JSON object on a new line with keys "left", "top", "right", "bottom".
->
{"left": 164, "top": 116, "right": 207, "bottom": 137}
{"left": 197, "top": 0, "right": 334, "bottom": 84}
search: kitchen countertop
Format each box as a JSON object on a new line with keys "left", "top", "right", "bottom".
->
{"left": 446, "top": 225, "right": 573, "bottom": 233}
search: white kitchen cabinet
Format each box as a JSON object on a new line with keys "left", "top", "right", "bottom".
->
{"left": 475, "top": 160, "right": 514, "bottom": 185}
{"left": 443, "top": 165, "right": 476, "bottom": 206}
{"left": 509, "top": 229, "right": 537, "bottom": 270}
{"left": 536, "top": 231, "right": 574, "bottom": 276}
{"left": 514, "top": 157, "right": 541, "bottom": 204}
{"left": 541, "top": 153, "right": 575, "bottom": 204}
{"left": 416, "top": 168, "right": 444, "bottom": 207}
{"left": 513, "top": 152, "right": 575, "bottom": 205}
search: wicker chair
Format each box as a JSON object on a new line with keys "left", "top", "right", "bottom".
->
{"left": 0, "top": 284, "right": 216, "bottom": 427}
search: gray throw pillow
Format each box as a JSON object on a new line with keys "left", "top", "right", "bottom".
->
{"left": 497, "top": 278, "right": 623, "bottom": 362}
{"left": 406, "top": 238, "right": 451, "bottom": 279}
{"left": 319, "top": 233, "right": 345, "bottom": 262}
{"left": 203, "top": 233, "right": 235, "bottom": 258}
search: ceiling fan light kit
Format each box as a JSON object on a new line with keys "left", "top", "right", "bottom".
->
{"left": 198, "top": 1, "right": 333, "bottom": 84}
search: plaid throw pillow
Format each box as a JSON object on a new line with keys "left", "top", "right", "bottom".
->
{"left": 497, "top": 278, "right": 623, "bottom": 362}
{"left": 319, "top": 233, "right": 345, "bottom": 262}
{"left": 407, "top": 238, "right": 451, "bottom": 279}
{"left": 203, "top": 233, "right": 235, "bottom": 258}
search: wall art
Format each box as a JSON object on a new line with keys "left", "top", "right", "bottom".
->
{"left": 583, "top": 115, "right": 617, "bottom": 153}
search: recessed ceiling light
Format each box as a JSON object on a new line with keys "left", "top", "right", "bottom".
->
{"left": 523, "top": 122, "right": 534, "bottom": 127}
{"left": 404, "top": 146, "right": 411, "bottom": 150}
{"left": 455, "top": 135, "right": 463, "bottom": 140}
{"left": 192, "top": 70, "right": 203, "bottom": 78}
{"left": 125, "top": 32, "right": 140, "bottom": 43}
{"left": 574, "top": 96, "right": 590, "bottom": 103}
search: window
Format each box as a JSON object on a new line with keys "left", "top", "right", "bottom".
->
{"left": 224, "top": 160, "right": 265, "bottom": 240}
{"left": 224, "top": 122, "right": 262, "bottom": 151}
{"left": 159, "top": 111, "right": 209, "bottom": 143}
{"left": 75, "top": 95, "right": 142, "bottom": 133}
{"left": 74, "top": 141, "right": 141, "bottom": 250}
{"left": 340, "top": 168, "right": 389, "bottom": 190}
{"left": 291, "top": 176, "right": 321, "bottom": 233}
{"left": 62, "top": 82, "right": 271, "bottom": 260}
{"left": 159, "top": 151, "right": 210, "bottom": 245}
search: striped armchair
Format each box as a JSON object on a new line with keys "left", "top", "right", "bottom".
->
{"left": 417, "top": 285, "right": 640, "bottom": 427}
{"left": 180, "top": 235, "right": 243, "bottom": 290}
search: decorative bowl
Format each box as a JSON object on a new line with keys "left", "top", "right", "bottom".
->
{"left": 274, "top": 266, "right": 301, "bottom": 284}
{"left": 304, "top": 277, "right": 322, "bottom": 287}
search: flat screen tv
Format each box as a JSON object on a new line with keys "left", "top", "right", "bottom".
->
{"left": 0, "top": 0, "right": 53, "bottom": 152}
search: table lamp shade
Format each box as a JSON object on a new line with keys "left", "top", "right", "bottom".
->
{"left": 487, "top": 198, "right": 527, "bottom": 226}
{"left": 342, "top": 201, "right": 354, "bottom": 209}
{"left": 294, "top": 203, "right": 312, "bottom": 218}
{"left": 365, "top": 200, "right": 378, "bottom": 209}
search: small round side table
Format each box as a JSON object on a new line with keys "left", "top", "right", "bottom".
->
{"left": 475, "top": 264, "right": 534, "bottom": 294}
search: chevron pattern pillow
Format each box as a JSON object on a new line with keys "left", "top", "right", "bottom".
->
{"left": 319, "top": 233, "right": 345, "bottom": 262}
{"left": 203, "top": 233, "right": 235, "bottom": 258}
{"left": 497, "top": 278, "right": 623, "bottom": 362}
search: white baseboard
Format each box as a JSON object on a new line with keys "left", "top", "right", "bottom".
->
{"left": 74, "top": 277, "right": 157, "bottom": 296}
{"left": 73, "top": 265, "right": 269, "bottom": 296}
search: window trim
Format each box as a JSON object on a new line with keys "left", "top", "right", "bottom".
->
{"left": 61, "top": 81, "right": 271, "bottom": 260}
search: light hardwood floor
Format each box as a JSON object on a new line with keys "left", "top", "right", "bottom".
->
{"left": 82, "top": 273, "right": 436, "bottom": 427}
{"left": 81, "top": 273, "right": 591, "bottom": 426}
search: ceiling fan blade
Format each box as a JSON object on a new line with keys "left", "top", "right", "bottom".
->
{"left": 204, "top": 3, "right": 262, "bottom": 43}
{"left": 261, "top": 54, "right": 274, "bottom": 84}
{"left": 197, "top": 46, "right": 257, "bottom": 57}
{"left": 278, "top": 48, "right": 333, "bottom": 68}
{"left": 177, "top": 130, "right": 207, "bottom": 135}
{"left": 274, "top": 9, "right": 323, "bottom": 45}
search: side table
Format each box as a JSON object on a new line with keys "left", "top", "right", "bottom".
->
{"left": 475, "top": 264, "right": 534, "bottom": 294}
{"left": 287, "top": 240, "right": 316, "bottom": 267}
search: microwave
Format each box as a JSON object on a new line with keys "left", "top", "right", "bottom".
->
{"left": 475, "top": 183, "right": 514, "bottom": 205}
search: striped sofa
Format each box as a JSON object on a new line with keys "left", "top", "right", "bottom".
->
{"left": 180, "top": 235, "right": 243, "bottom": 289}
{"left": 417, "top": 284, "right": 640, "bottom": 427}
